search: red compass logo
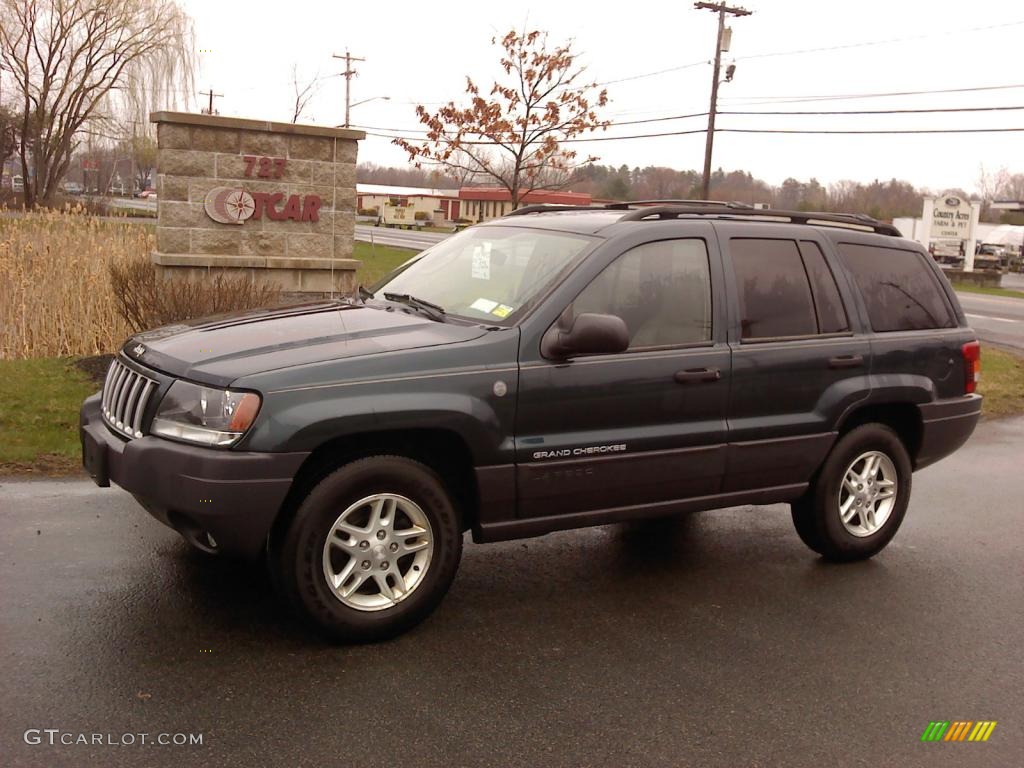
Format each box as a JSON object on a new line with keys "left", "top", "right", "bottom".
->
{"left": 204, "top": 187, "right": 256, "bottom": 225}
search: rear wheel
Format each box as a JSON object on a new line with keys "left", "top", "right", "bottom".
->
{"left": 274, "top": 456, "right": 462, "bottom": 642}
{"left": 791, "top": 424, "right": 911, "bottom": 561}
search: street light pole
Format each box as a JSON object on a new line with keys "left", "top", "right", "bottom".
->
{"left": 695, "top": 2, "right": 751, "bottom": 200}
{"left": 338, "top": 95, "right": 390, "bottom": 128}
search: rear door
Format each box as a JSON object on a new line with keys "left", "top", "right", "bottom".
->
{"left": 514, "top": 224, "right": 731, "bottom": 519}
{"left": 718, "top": 223, "right": 871, "bottom": 492}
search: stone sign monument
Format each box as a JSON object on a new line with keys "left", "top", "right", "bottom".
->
{"left": 151, "top": 111, "right": 365, "bottom": 293}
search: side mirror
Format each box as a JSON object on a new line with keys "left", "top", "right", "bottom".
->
{"left": 541, "top": 312, "right": 629, "bottom": 360}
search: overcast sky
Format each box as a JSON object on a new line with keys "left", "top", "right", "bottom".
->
{"left": 179, "top": 0, "right": 1023, "bottom": 194}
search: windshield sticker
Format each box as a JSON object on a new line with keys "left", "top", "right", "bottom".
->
{"left": 470, "top": 298, "right": 499, "bottom": 313}
{"left": 472, "top": 244, "right": 491, "bottom": 280}
{"left": 492, "top": 304, "right": 514, "bottom": 318}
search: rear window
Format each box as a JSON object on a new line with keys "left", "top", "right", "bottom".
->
{"left": 837, "top": 243, "right": 954, "bottom": 332}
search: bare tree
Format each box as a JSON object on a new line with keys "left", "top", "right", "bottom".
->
{"left": 394, "top": 29, "right": 610, "bottom": 208}
{"left": 0, "top": 0, "right": 194, "bottom": 207}
{"left": 0, "top": 104, "right": 17, "bottom": 190}
{"left": 290, "top": 64, "right": 320, "bottom": 124}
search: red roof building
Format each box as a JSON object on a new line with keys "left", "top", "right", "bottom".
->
{"left": 355, "top": 183, "right": 592, "bottom": 225}
{"left": 458, "top": 187, "right": 592, "bottom": 221}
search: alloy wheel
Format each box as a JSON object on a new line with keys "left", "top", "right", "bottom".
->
{"left": 322, "top": 494, "right": 434, "bottom": 611}
{"left": 837, "top": 450, "right": 898, "bottom": 537}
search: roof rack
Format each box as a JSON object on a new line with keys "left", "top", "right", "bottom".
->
{"left": 503, "top": 200, "right": 900, "bottom": 236}
{"left": 603, "top": 199, "right": 753, "bottom": 210}
{"left": 505, "top": 204, "right": 600, "bottom": 217}
{"left": 506, "top": 199, "right": 753, "bottom": 217}
{"left": 617, "top": 205, "right": 901, "bottom": 236}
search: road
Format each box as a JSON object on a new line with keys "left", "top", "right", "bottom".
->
{"left": 2, "top": 417, "right": 1021, "bottom": 767}
{"left": 958, "top": 291, "right": 1024, "bottom": 350}
{"left": 355, "top": 224, "right": 448, "bottom": 251}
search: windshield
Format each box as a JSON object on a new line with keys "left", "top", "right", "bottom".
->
{"left": 372, "top": 226, "right": 593, "bottom": 324}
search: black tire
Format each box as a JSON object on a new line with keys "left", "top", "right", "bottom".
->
{"left": 791, "top": 424, "right": 912, "bottom": 562}
{"left": 790, "top": 495, "right": 826, "bottom": 555}
{"left": 274, "top": 456, "right": 462, "bottom": 642}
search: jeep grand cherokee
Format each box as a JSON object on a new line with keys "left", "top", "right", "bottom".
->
{"left": 81, "top": 202, "right": 982, "bottom": 641}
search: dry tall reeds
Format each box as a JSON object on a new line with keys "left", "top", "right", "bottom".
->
{"left": 0, "top": 208, "right": 144, "bottom": 359}
{"left": 0, "top": 208, "right": 282, "bottom": 359}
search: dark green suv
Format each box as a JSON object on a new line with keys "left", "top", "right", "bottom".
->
{"left": 80, "top": 203, "right": 983, "bottom": 641}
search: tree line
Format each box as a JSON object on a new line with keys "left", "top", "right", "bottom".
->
{"left": 356, "top": 161, "right": 1024, "bottom": 225}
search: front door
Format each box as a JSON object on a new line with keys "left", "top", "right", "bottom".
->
{"left": 514, "top": 231, "right": 731, "bottom": 520}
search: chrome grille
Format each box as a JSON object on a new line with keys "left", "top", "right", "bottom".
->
{"left": 101, "top": 358, "right": 158, "bottom": 439}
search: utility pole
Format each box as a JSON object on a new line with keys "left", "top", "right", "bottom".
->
{"left": 332, "top": 50, "right": 365, "bottom": 128}
{"left": 695, "top": 2, "right": 751, "bottom": 200}
{"left": 199, "top": 88, "right": 223, "bottom": 115}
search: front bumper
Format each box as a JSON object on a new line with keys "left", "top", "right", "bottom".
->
{"left": 80, "top": 394, "right": 309, "bottom": 557}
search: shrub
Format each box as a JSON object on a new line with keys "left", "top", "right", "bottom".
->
{"left": 358, "top": 207, "right": 379, "bottom": 216}
{"left": 108, "top": 253, "right": 281, "bottom": 333}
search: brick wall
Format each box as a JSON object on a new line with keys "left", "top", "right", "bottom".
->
{"left": 151, "top": 112, "right": 365, "bottom": 294}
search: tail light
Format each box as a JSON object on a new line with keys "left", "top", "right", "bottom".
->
{"left": 962, "top": 341, "right": 981, "bottom": 394}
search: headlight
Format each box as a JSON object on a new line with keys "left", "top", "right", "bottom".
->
{"left": 151, "top": 380, "right": 261, "bottom": 447}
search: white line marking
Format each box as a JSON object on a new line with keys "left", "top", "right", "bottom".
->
{"left": 965, "top": 313, "right": 1018, "bottom": 324}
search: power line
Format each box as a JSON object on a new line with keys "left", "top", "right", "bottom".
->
{"left": 722, "top": 105, "right": 1024, "bottom": 116}
{"left": 720, "top": 83, "right": 1024, "bottom": 105}
{"left": 355, "top": 103, "right": 1024, "bottom": 138}
{"left": 583, "top": 21, "right": 1024, "bottom": 89}
{"left": 594, "top": 60, "right": 708, "bottom": 87}
{"left": 734, "top": 19, "right": 1024, "bottom": 62}
{"left": 721, "top": 127, "right": 1024, "bottom": 135}
{"left": 361, "top": 125, "right": 1024, "bottom": 145}
{"left": 351, "top": 102, "right": 1024, "bottom": 145}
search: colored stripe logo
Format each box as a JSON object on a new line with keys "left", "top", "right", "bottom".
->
{"left": 921, "top": 721, "right": 997, "bottom": 742}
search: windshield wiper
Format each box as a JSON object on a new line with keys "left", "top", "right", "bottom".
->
{"left": 383, "top": 292, "right": 447, "bottom": 322}
{"left": 357, "top": 284, "right": 374, "bottom": 302}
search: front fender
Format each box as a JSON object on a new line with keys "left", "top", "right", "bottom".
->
{"left": 241, "top": 387, "right": 513, "bottom": 465}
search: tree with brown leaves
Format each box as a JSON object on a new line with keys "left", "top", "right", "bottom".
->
{"left": 0, "top": 0, "right": 194, "bottom": 208}
{"left": 394, "top": 30, "right": 610, "bottom": 208}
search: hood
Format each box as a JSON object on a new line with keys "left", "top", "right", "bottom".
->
{"left": 124, "top": 301, "right": 488, "bottom": 386}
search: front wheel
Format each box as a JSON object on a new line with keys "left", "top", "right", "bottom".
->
{"left": 791, "top": 424, "right": 912, "bottom": 562}
{"left": 274, "top": 456, "right": 463, "bottom": 642}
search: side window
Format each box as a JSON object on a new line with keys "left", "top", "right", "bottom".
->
{"left": 798, "top": 241, "right": 850, "bottom": 334}
{"left": 837, "top": 243, "right": 955, "bottom": 332}
{"left": 573, "top": 239, "right": 712, "bottom": 349}
{"left": 730, "top": 238, "right": 817, "bottom": 339}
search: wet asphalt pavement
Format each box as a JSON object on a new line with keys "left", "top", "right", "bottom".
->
{"left": 2, "top": 419, "right": 1023, "bottom": 768}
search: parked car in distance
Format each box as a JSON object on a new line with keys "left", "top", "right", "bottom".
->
{"left": 12, "top": 175, "right": 24, "bottom": 192}
{"left": 62, "top": 181, "right": 85, "bottom": 195}
{"left": 138, "top": 188, "right": 157, "bottom": 199}
{"left": 974, "top": 243, "right": 1006, "bottom": 271}
{"left": 80, "top": 201, "right": 983, "bottom": 642}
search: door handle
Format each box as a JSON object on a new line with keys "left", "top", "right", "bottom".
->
{"left": 674, "top": 367, "right": 721, "bottom": 384}
{"left": 828, "top": 355, "right": 864, "bottom": 370}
